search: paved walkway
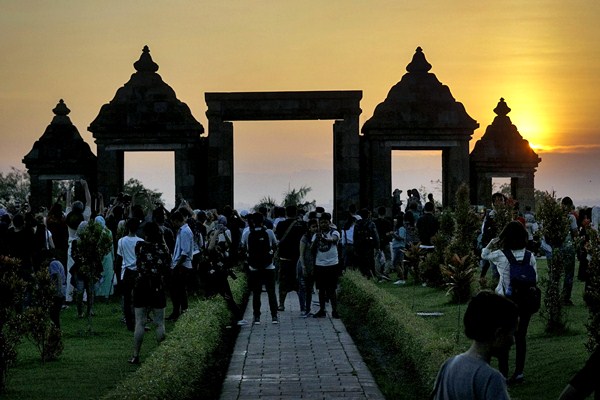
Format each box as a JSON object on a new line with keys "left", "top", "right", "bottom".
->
{"left": 220, "top": 290, "right": 385, "bottom": 400}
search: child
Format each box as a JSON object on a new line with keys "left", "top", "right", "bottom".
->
{"left": 431, "top": 291, "right": 518, "bottom": 399}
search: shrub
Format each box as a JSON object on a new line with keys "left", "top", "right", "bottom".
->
{"left": 584, "top": 227, "right": 600, "bottom": 351}
{"left": 21, "top": 268, "right": 63, "bottom": 362}
{"left": 338, "top": 271, "right": 454, "bottom": 398}
{"left": 537, "top": 191, "right": 570, "bottom": 333}
{"left": 103, "top": 272, "right": 247, "bottom": 400}
{"left": 0, "top": 256, "right": 27, "bottom": 392}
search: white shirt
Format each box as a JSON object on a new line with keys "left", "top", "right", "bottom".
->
{"left": 481, "top": 240, "right": 537, "bottom": 296}
{"left": 117, "top": 235, "right": 143, "bottom": 279}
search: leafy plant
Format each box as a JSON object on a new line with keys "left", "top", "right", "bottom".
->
{"left": 21, "top": 268, "right": 64, "bottom": 362}
{"left": 0, "top": 256, "right": 27, "bottom": 392}
{"left": 583, "top": 227, "right": 600, "bottom": 351}
{"left": 403, "top": 242, "right": 424, "bottom": 284}
{"left": 440, "top": 254, "right": 477, "bottom": 304}
{"left": 536, "top": 191, "right": 569, "bottom": 333}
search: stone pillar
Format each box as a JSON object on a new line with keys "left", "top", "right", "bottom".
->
{"left": 96, "top": 145, "right": 124, "bottom": 201}
{"left": 206, "top": 118, "right": 233, "bottom": 209}
{"left": 513, "top": 172, "right": 535, "bottom": 212}
{"left": 367, "top": 139, "right": 391, "bottom": 212}
{"left": 333, "top": 115, "right": 360, "bottom": 223}
{"left": 175, "top": 146, "right": 197, "bottom": 207}
{"left": 475, "top": 173, "right": 493, "bottom": 207}
{"left": 442, "top": 141, "right": 470, "bottom": 207}
{"left": 28, "top": 174, "right": 52, "bottom": 210}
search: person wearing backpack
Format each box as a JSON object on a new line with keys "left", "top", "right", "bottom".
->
{"left": 353, "top": 208, "right": 380, "bottom": 280}
{"left": 242, "top": 213, "right": 279, "bottom": 325}
{"left": 129, "top": 222, "right": 171, "bottom": 364}
{"left": 482, "top": 220, "right": 538, "bottom": 385}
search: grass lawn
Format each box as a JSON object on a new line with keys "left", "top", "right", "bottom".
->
{"left": 2, "top": 298, "right": 173, "bottom": 400}
{"left": 375, "top": 258, "right": 593, "bottom": 400}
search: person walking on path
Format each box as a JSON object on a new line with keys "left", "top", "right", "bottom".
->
{"left": 312, "top": 213, "right": 341, "bottom": 318}
{"left": 242, "top": 213, "right": 279, "bottom": 325}
{"left": 481, "top": 220, "right": 537, "bottom": 384}
{"left": 116, "top": 218, "right": 143, "bottom": 331}
{"left": 129, "top": 222, "right": 171, "bottom": 364}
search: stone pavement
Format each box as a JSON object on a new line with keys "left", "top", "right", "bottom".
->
{"left": 220, "top": 290, "right": 386, "bottom": 400}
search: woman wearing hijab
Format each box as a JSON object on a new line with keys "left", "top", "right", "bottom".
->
{"left": 94, "top": 215, "right": 115, "bottom": 300}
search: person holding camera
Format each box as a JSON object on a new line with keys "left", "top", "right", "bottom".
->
{"left": 312, "top": 212, "right": 341, "bottom": 318}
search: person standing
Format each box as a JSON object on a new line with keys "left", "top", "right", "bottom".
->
{"left": 242, "top": 213, "right": 279, "bottom": 325}
{"left": 374, "top": 206, "right": 394, "bottom": 280}
{"left": 560, "top": 196, "right": 579, "bottom": 306}
{"left": 416, "top": 201, "right": 439, "bottom": 251}
{"left": 481, "top": 221, "right": 537, "bottom": 383}
{"left": 168, "top": 211, "right": 194, "bottom": 321}
{"left": 298, "top": 218, "right": 319, "bottom": 316}
{"left": 312, "top": 213, "right": 341, "bottom": 318}
{"left": 129, "top": 222, "right": 171, "bottom": 364}
{"left": 431, "top": 291, "right": 517, "bottom": 400}
{"left": 274, "top": 205, "right": 306, "bottom": 311}
{"left": 353, "top": 208, "right": 380, "bottom": 280}
{"left": 116, "top": 218, "right": 143, "bottom": 331}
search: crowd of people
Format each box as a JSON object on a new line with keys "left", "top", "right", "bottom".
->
{"left": 1, "top": 182, "right": 598, "bottom": 398}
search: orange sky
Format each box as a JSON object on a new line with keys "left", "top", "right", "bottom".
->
{"left": 1, "top": 1, "right": 600, "bottom": 209}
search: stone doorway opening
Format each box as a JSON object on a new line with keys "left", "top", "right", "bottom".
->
{"left": 233, "top": 120, "right": 334, "bottom": 211}
{"left": 391, "top": 150, "right": 442, "bottom": 210}
{"left": 124, "top": 152, "right": 175, "bottom": 210}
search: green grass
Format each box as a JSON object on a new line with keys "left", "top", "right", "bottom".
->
{"left": 2, "top": 299, "right": 171, "bottom": 400}
{"left": 370, "top": 258, "right": 593, "bottom": 400}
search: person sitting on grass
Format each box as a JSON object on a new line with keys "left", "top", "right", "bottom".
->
{"left": 431, "top": 291, "right": 518, "bottom": 400}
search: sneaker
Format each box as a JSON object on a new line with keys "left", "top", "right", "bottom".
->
{"left": 313, "top": 310, "right": 327, "bottom": 318}
{"left": 277, "top": 305, "right": 285, "bottom": 311}
{"left": 301, "top": 310, "right": 312, "bottom": 318}
{"left": 507, "top": 373, "right": 524, "bottom": 385}
{"left": 272, "top": 316, "right": 279, "bottom": 324}
{"left": 253, "top": 317, "right": 261, "bottom": 325}
{"left": 393, "top": 280, "right": 406, "bottom": 285}
{"left": 237, "top": 319, "right": 249, "bottom": 326}
{"left": 380, "top": 274, "right": 392, "bottom": 281}
{"left": 128, "top": 356, "right": 140, "bottom": 365}
{"left": 331, "top": 310, "right": 340, "bottom": 319}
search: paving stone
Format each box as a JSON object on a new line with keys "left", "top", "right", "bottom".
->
{"left": 219, "top": 288, "right": 385, "bottom": 400}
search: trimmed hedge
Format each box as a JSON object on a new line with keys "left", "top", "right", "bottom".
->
{"left": 103, "top": 273, "right": 247, "bottom": 400}
{"left": 338, "top": 271, "right": 454, "bottom": 398}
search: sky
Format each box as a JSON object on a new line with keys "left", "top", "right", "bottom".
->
{"left": 2, "top": 1, "right": 600, "bottom": 210}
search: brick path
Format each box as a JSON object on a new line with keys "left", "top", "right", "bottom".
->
{"left": 220, "top": 289, "right": 385, "bottom": 400}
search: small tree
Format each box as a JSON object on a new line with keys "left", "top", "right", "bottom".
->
{"left": 123, "top": 178, "right": 164, "bottom": 211}
{"left": 0, "top": 167, "right": 30, "bottom": 213}
{"left": 21, "top": 268, "right": 63, "bottom": 361}
{"left": 441, "top": 184, "right": 479, "bottom": 303}
{"left": 537, "top": 191, "right": 570, "bottom": 333}
{"left": 584, "top": 227, "right": 600, "bottom": 351}
{"left": 0, "top": 256, "right": 27, "bottom": 391}
{"left": 254, "top": 186, "right": 316, "bottom": 214}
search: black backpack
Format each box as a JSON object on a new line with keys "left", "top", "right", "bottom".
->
{"left": 247, "top": 227, "right": 273, "bottom": 269}
{"left": 502, "top": 249, "right": 541, "bottom": 314}
{"left": 354, "top": 220, "right": 376, "bottom": 252}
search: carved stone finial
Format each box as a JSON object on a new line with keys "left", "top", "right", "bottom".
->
{"left": 53, "top": 99, "right": 70, "bottom": 116}
{"left": 494, "top": 98, "right": 511, "bottom": 116}
{"left": 406, "top": 46, "right": 432, "bottom": 73}
{"left": 133, "top": 45, "right": 159, "bottom": 73}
